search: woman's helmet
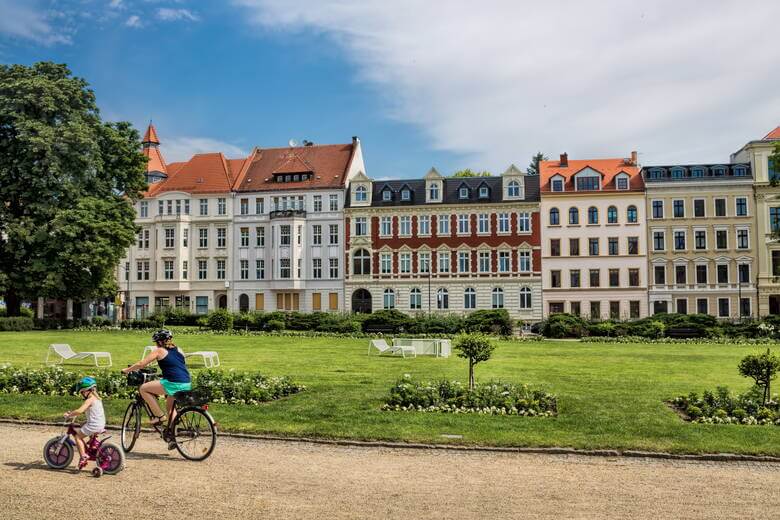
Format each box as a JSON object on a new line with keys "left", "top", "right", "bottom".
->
{"left": 77, "top": 376, "right": 97, "bottom": 392}
{"left": 152, "top": 329, "right": 173, "bottom": 343}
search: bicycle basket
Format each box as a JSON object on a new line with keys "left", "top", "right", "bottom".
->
{"left": 173, "top": 388, "right": 210, "bottom": 406}
{"left": 126, "top": 368, "right": 157, "bottom": 387}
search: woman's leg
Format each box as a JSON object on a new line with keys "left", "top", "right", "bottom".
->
{"left": 165, "top": 396, "right": 176, "bottom": 427}
{"left": 139, "top": 380, "right": 165, "bottom": 419}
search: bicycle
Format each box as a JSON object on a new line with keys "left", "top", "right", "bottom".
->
{"left": 43, "top": 418, "right": 125, "bottom": 477}
{"left": 120, "top": 367, "right": 217, "bottom": 461}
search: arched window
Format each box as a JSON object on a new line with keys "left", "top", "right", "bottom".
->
{"left": 588, "top": 206, "right": 599, "bottom": 224}
{"left": 569, "top": 207, "right": 579, "bottom": 225}
{"left": 437, "top": 288, "right": 449, "bottom": 309}
{"left": 352, "top": 249, "right": 371, "bottom": 275}
{"left": 507, "top": 181, "right": 520, "bottom": 197}
{"left": 550, "top": 207, "right": 560, "bottom": 226}
{"left": 383, "top": 289, "right": 395, "bottom": 310}
{"left": 627, "top": 205, "right": 637, "bottom": 223}
{"left": 464, "top": 287, "right": 476, "bottom": 309}
{"left": 519, "top": 287, "right": 532, "bottom": 309}
{"left": 355, "top": 185, "right": 367, "bottom": 202}
{"left": 409, "top": 288, "right": 422, "bottom": 310}
{"left": 239, "top": 293, "right": 249, "bottom": 312}
{"left": 607, "top": 205, "right": 617, "bottom": 224}
{"left": 492, "top": 288, "right": 504, "bottom": 309}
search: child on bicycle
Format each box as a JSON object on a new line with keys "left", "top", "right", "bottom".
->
{"left": 63, "top": 376, "right": 106, "bottom": 469}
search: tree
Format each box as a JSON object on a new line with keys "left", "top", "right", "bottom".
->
{"left": 770, "top": 141, "right": 780, "bottom": 182}
{"left": 738, "top": 349, "right": 780, "bottom": 406}
{"left": 454, "top": 332, "right": 496, "bottom": 390}
{"left": 0, "top": 62, "right": 147, "bottom": 316}
{"left": 526, "top": 152, "right": 548, "bottom": 175}
{"left": 451, "top": 168, "right": 492, "bottom": 177}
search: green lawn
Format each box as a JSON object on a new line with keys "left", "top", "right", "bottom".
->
{"left": 1, "top": 330, "right": 778, "bottom": 455}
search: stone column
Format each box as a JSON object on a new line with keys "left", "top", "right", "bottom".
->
{"left": 66, "top": 299, "right": 73, "bottom": 320}
{"left": 37, "top": 297, "right": 44, "bottom": 319}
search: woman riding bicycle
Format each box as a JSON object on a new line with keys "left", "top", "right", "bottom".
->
{"left": 122, "top": 329, "right": 191, "bottom": 428}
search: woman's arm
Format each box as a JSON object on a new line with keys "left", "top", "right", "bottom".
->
{"left": 65, "top": 395, "right": 96, "bottom": 417}
{"left": 122, "top": 350, "right": 160, "bottom": 374}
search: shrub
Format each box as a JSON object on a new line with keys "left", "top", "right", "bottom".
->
{"left": 454, "top": 332, "right": 496, "bottom": 389}
{"left": 90, "top": 316, "right": 112, "bottom": 328}
{"left": 361, "top": 309, "right": 412, "bottom": 333}
{"left": 541, "top": 313, "right": 589, "bottom": 338}
{"left": 464, "top": 309, "right": 513, "bottom": 336}
{"left": 686, "top": 405, "right": 702, "bottom": 419}
{"left": 738, "top": 349, "right": 780, "bottom": 405}
{"left": 265, "top": 319, "right": 285, "bottom": 331}
{"left": 671, "top": 385, "right": 780, "bottom": 426}
{"left": 207, "top": 309, "right": 234, "bottom": 331}
{"left": 407, "top": 314, "right": 466, "bottom": 335}
{"left": 0, "top": 317, "right": 34, "bottom": 331}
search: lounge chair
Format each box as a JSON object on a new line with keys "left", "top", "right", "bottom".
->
{"left": 368, "top": 339, "right": 416, "bottom": 358}
{"left": 184, "top": 351, "right": 220, "bottom": 368}
{"left": 45, "top": 344, "right": 112, "bottom": 368}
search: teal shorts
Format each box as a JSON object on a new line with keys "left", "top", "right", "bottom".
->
{"left": 160, "top": 379, "right": 192, "bottom": 396}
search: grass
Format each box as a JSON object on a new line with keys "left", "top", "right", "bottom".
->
{"left": 1, "top": 330, "right": 779, "bottom": 455}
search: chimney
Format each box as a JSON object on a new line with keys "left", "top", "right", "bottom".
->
{"left": 559, "top": 153, "right": 568, "bottom": 167}
{"left": 630, "top": 151, "right": 638, "bottom": 166}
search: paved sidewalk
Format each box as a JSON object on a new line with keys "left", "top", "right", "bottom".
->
{"left": 1, "top": 423, "right": 778, "bottom": 519}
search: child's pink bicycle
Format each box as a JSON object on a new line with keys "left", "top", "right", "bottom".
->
{"left": 43, "top": 418, "right": 126, "bottom": 477}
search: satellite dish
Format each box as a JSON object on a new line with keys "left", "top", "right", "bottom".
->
{"left": 288, "top": 139, "right": 298, "bottom": 147}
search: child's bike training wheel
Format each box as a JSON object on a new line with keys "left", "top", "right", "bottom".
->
{"left": 92, "top": 467, "right": 103, "bottom": 478}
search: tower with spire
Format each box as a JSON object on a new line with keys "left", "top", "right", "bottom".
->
{"left": 142, "top": 122, "right": 168, "bottom": 184}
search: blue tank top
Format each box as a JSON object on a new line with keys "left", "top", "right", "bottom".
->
{"left": 158, "top": 347, "right": 191, "bottom": 383}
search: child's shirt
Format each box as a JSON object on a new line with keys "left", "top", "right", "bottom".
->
{"left": 84, "top": 397, "right": 106, "bottom": 432}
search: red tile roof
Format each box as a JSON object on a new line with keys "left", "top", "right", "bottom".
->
{"left": 764, "top": 126, "right": 780, "bottom": 140}
{"left": 540, "top": 156, "right": 642, "bottom": 193}
{"left": 142, "top": 123, "right": 160, "bottom": 145}
{"left": 147, "top": 153, "right": 236, "bottom": 196}
{"left": 143, "top": 145, "right": 167, "bottom": 174}
{"left": 233, "top": 143, "right": 356, "bottom": 192}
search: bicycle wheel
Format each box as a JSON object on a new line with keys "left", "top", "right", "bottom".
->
{"left": 97, "top": 441, "right": 126, "bottom": 475}
{"left": 43, "top": 437, "right": 74, "bottom": 469}
{"left": 120, "top": 402, "right": 141, "bottom": 453}
{"left": 172, "top": 407, "right": 216, "bottom": 461}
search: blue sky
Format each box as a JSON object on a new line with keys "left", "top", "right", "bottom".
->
{"left": 1, "top": 1, "right": 779, "bottom": 178}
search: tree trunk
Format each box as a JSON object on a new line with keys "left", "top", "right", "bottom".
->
{"left": 468, "top": 360, "right": 474, "bottom": 390}
{"left": 4, "top": 288, "right": 21, "bottom": 317}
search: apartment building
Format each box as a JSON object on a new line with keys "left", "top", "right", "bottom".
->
{"left": 731, "top": 126, "right": 780, "bottom": 315}
{"left": 344, "top": 166, "right": 542, "bottom": 322}
{"left": 230, "top": 138, "right": 365, "bottom": 312}
{"left": 642, "top": 162, "right": 756, "bottom": 318}
{"left": 539, "top": 153, "right": 647, "bottom": 319}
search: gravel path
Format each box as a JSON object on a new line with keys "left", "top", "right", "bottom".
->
{"left": 1, "top": 423, "right": 779, "bottom": 519}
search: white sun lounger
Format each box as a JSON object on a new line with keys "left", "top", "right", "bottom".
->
{"left": 368, "top": 339, "right": 416, "bottom": 358}
{"left": 45, "top": 344, "right": 112, "bottom": 368}
{"left": 184, "top": 351, "right": 220, "bottom": 368}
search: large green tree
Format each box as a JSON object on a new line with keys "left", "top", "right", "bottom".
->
{"left": 526, "top": 151, "right": 548, "bottom": 175}
{"left": 0, "top": 62, "right": 146, "bottom": 316}
{"left": 451, "top": 168, "right": 492, "bottom": 177}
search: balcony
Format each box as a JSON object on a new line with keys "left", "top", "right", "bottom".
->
{"left": 270, "top": 209, "right": 307, "bottom": 219}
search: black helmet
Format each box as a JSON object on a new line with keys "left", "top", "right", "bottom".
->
{"left": 152, "top": 329, "right": 173, "bottom": 343}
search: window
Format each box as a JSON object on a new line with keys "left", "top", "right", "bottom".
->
{"left": 164, "top": 228, "right": 175, "bottom": 248}
{"left": 625, "top": 236, "right": 638, "bottom": 255}
{"left": 508, "top": 181, "right": 520, "bottom": 197}
{"left": 158, "top": 200, "right": 164, "bottom": 215}
{"left": 240, "top": 198, "right": 249, "bottom": 215}
{"left": 610, "top": 301, "right": 620, "bottom": 319}
{"left": 464, "top": 288, "right": 476, "bottom": 309}
{"left": 312, "top": 258, "right": 322, "bottom": 279}
{"left": 382, "top": 190, "right": 391, "bottom": 202}
{"left": 418, "top": 252, "right": 430, "bottom": 273}
{"left": 609, "top": 269, "right": 619, "bottom": 287}
{"left": 163, "top": 260, "right": 174, "bottom": 280}
{"left": 240, "top": 260, "right": 249, "bottom": 280}
{"left": 674, "top": 231, "right": 686, "bottom": 251}
{"left": 429, "top": 183, "right": 440, "bottom": 200}
{"left": 182, "top": 228, "right": 188, "bottom": 248}
{"left": 518, "top": 212, "right": 531, "bottom": 232}
{"left": 676, "top": 265, "right": 687, "bottom": 284}
{"left": 380, "top": 253, "right": 392, "bottom": 274}
{"left": 419, "top": 215, "right": 431, "bottom": 235}
{"left": 716, "top": 230, "right": 727, "bottom": 249}
{"left": 717, "top": 264, "right": 729, "bottom": 284}
{"left": 589, "top": 269, "right": 600, "bottom": 287}
{"left": 410, "top": 288, "right": 422, "bottom": 310}
{"left": 400, "top": 252, "right": 411, "bottom": 273}
{"left": 550, "top": 239, "right": 561, "bottom": 257}
{"left": 384, "top": 289, "right": 395, "bottom": 309}
{"left": 550, "top": 270, "right": 561, "bottom": 288}
{"left": 629, "top": 268, "right": 639, "bottom": 287}
{"left": 653, "top": 231, "right": 665, "bottom": 251}
{"left": 217, "top": 198, "right": 226, "bottom": 215}
{"left": 198, "top": 260, "right": 207, "bottom": 280}
{"left": 176, "top": 200, "right": 181, "bottom": 215}
{"left": 166, "top": 200, "right": 172, "bottom": 215}
{"left": 569, "top": 238, "right": 580, "bottom": 256}
{"left": 739, "top": 263, "right": 750, "bottom": 284}
{"left": 676, "top": 299, "right": 688, "bottom": 315}
{"left": 588, "top": 206, "right": 598, "bottom": 224}
{"left": 216, "top": 260, "right": 226, "bottom": 280}
{"left": 498, "top": 213, "right": 510, "bottom": 233}
{"left": 256, "top": 259, "right": 265, "bottom": 280}
{"left": 569, "top": 207, "right": 579, "bottom": 225}
{"left": 401, "top": 189, "right": 411, "bottom": 201}
{"left": 607, "top": 237, "right": 618, "bottom": 256}
{"left": 196, "top": 296, "right": 208, "bottom": 315}
{"left": 217, "top": 227, "right": 226, "bottom": 248}
{"left": 492, "top": 288, "right": 504, "bottom": 309}
{"left": 138, "top": 229, "right": 150, "bottom": 249}
{"left": 652, "top": 200, "right": 664, "bottom": 219}
{"left": 519, "top": 287, "right": 532, "bottom": 309}
{"left": 479, "top": 251, "right": 491, "bottom": 272}
{"left": 771, "top": 207, "right": 780, "bottom": 232}
{"left": 459, "top": 186, "right": 469, "bottom": 199}
{"left": 715, "top": 198, "right": 726, "bottom": 217}
{"left": 329, "top": 224, "right": 339, "bottom": 245}
{"left": 551, "top": 178, "right": 564, "bottom": 192}
{"left": 399, "top": 216, "right": 411, "bottom": 236}
{"left": 653, "top": 301, "right": 668, "bottom": 314}
{"left": 279, "top": 258, "right": 290, "bottom": 279}
{"left": 740, "top": 297, "right": 751, "bottom": 317}
{"left": 458, "top": 251, "right": 470, "bottom": 273}
{"left": 589, "top": 238, "right": 599, "bottom": 256}
{"left": 673, "top": 200, "right": 684, "bottom": 218}
{"left": 590, "top": 302, "right": 601, "bottom": 321}
{"left": 380, "top": 217, "right": 392, "bottom": 236}
{"left": 280, "top": 225, "right": 291, "bottom": 246}
{"left": 549, "top": 208, "right": 560, "bottom": 226}
{"left": 312, "top": 225, "right": 322, "bottom": 245}
{"left": 736, "top": 197, "right": 747, "bottom": 217}
{"left": 329, "top": 194, "right": 339, "bottom": 211}
{"left": 478, "top": 214, "right": 489, "bottom": 233}
{"left": 355, "top": 217, "right": 367, "bottom": 236}
{"left": 438, "top": 215, "right": 450, "bottom": 235}
{"left": 627, "top": 205, "right": 637, "bottom": 223}
{"left": 718, "top": 298, "right": 730, "bottom": 318}
{"left": 198, "top": 198, "right": 208, "bottom": 216}
{"left": 570, "top": 269, "right": 581, "bottom": 288}
{"left": 313, "top": 195, "right": 322, "bottom": 212}
{"left": 570, "top": 302, "right": 581, "bottom": 316}
{"left": 518, "top": 250, "right": 531, "bottom": 272}
{"left": 576, "top": 176, "right": 600, "bottom": 191}
{"left": 355, "top": 185, "right": 367, "bottom": 202}
{"left": 607, "top": 206, "right": 617, "bottom": 224}
{"left": 694, "top": 230, "right": 706, "bottom": 250}
{"left": 438, "top": 251, "right": 451, "bottom": 273}
{"left": 696, "top": 264, "right": 708, "bottom": 284}
{"left": 654, "top": 265, "right": 666, "bottom": 284}
{"left": 437, "top": 288, "right": 449, "bottom": 309}
{"left": 353, "top": 249, "right": 371, "bottom": 275}
{"left": 139, "top": 201, "right": 148, "bottom": 218}
{"left": 479, "top": 186, "right": 489, "bottom": 198}
{"left": 737, "top": 229, "right": 749, "bottom": 249}
{"left": 499, "top": 252, "right": 511, "bottom": 273}
{"left": 774, "top": 251, "right": 780, "bottom": 277}
{"left": 616, "top": 176, "right": 629, "bottom": 190}
{"left": 255, "top": 197, "right": 264, "bottom": 215}
{"left": 240, "top": 227, "right": 249, "bottom": 247}
{"left": 458, "top": 214, "right": 470, "bottom": 234}
{"left": 693, "top": 199, "right": 705, "bottom": 218}
{"left": 630, "top": 301, "right": 640, "bottom": 319}
{"left": 697, "top": 298, "right": 708, "bottom": 314}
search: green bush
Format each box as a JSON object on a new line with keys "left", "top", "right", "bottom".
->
{"left": 265, "top": 319, "right": 285, "bottom": 331}
{"left": 207, "top": 309, "right": 234, "bottom": 331}
{"left": 686, "top": 405, "right": 702, "bottom": 418}
{"left": 0, "top": 317, "right": 34, "bottom": 331}
{"left": 407, "top": 314, "right": 465, "bottom": 335}
{"left": 464, "top": 309, "right": 513, "bottom": 336}
{"left": 361, "top": 309, "right": 412, "bottom": 333}
{"left": 541, "top": 313, "right": 589, "bottom": 338}
{"left": 671, "top": 385, "right": 780, "bottom": 425}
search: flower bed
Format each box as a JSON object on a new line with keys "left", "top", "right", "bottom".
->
{"left": 670, "top": 386, "right": 780, "bottom": 426}
{"left": 582, "top": 336, "right": 780, "bottom": 345}
{"left": 0, "top": 366, "right": 304, "bottom": 406}
{"left": 382, "top": 375, "right": 557, "bottom": 416}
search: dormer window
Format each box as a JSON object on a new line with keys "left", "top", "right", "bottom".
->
{"left": 401, "top": 188, "right": 411, "bottom": 201}
{"left": 649, "top": 168, "right": 665, "bottom": 179}
{"left": 733, "top": 165, "right": 747, "bottom": 177}
{"left": 355, "top": 185, "right": 367, "bottom": 202}
{"left": 575, "top": 175, "right": 600, "bottom": 191}
{"left": 507, "top": 180, "right": 520, "bottom": 197}
{"left": 615, "top": 174, "right": 629, "bottom": 190}
{"left": 429, "top": 183, "right": 440, "bottom": 200}
{"left": 691, "top": 167, "right": 705, "bottom": 178}
{"left": 671, "top": 167, "right": 685, "bottom": 179}
{"left": 459, "top": 187, "right": 469, "bottom": 199}
{"left": 551, "top": 177, "right": 564, "bottom": 192}
{"left": 382, "top": 189, "right": 392, "bottom": 201}
{"left": 713, "top": 166, "right": 726, "bottom": 176}
{"left": 479, "top": 186, "right": 489, "bottom": 198}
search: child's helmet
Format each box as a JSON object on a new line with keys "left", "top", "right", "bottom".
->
{"left": 78, "top": 376, "right": 97, "bottom": 392}
{"left": 152, "top": 329, "right": 173, "bottom": 343}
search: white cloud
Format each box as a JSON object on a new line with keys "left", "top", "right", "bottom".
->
{"left": 0, "top": 0, "right": 71, "bottom": 45}
{"left": 125, "top": 15, "right": 142, "bottom": 28}
{"left": 156, "top": 8, "right": 199, "bottom": 22}
{"left": 163, "top": 136, "right": 247, "bottom": 162}
{"left": 235, "top": 0, "right": 780, "bottom": 169}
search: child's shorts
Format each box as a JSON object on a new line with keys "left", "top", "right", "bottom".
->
{"left": 80, "top": 425, "right": 103, "bottom": 437}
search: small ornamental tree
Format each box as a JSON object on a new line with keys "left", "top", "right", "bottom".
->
{"left": 738, "top": 349, "right": 780, "bottom": 406}
{"left": 454, "top": 333, "right": 495, "bottom": 390}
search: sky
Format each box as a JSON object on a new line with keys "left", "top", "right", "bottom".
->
{"left": 0, "top": 0, "right": 778, "bottom": 179}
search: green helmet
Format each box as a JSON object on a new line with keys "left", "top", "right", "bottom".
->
{"left": 77, "top": 376, "right": 97, "bottom": 392}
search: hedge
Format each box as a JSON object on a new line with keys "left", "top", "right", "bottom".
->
{"left": 0, "top": 317, "right": 34, "bottom": 331}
